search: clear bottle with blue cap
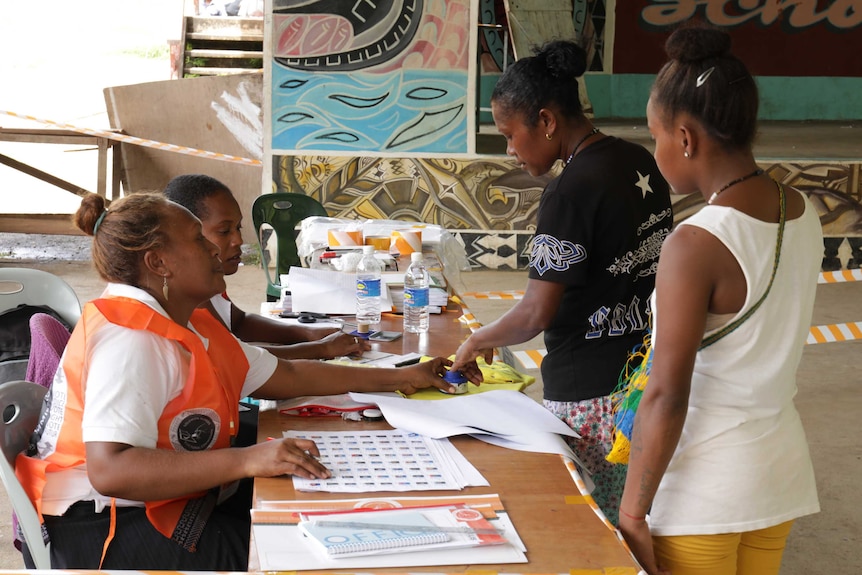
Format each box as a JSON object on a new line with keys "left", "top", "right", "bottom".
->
{"left": 403, "top": 252, "right": 429, "bottom": 333}
{"left": 355, "top": 245, "right": 382, "bottom": 325}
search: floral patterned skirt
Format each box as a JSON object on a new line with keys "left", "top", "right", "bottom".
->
{"left": 544, "top": 396, "right": 627, "bottom": 526}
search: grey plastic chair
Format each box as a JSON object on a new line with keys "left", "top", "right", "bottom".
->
{"left": 0, "top": 268, "right": 81, "bottom": 384}
{"left": 0, "top": 268, "right": 81, "bottom": 327}
{"left": 0, "top": 380, "right": 50, "bottom": 568}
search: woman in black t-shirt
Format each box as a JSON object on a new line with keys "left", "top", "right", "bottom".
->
{"left": 451, "top": 40, "right": 672, "bottom": 525}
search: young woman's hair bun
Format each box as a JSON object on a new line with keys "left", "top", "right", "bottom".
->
{"left": 665, "top": 26, "right": 731, "bottom": 64}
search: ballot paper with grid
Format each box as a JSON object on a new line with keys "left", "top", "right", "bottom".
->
{"left": 285, "top": 429, "right": 488, "bottom": 492}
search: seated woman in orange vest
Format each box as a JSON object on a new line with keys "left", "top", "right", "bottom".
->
{"left": 16, "top": 192, "right": 468, "bottom": 571}
{"left": 164, "top": 173, "right": 370, "bottom": 360}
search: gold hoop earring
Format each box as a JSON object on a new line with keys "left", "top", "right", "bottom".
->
{"left": 545, "top": 133, "right": 552, "bottom": 140}
{"left": 162, "top": 276, "right": 169, "bottom": 301}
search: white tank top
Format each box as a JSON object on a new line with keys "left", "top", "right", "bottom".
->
{"left": 650, "top": 191, "right": 821, "bottom": 536}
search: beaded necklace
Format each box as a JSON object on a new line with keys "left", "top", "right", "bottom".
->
{"left": 564, "top": 127, "right": 600, "bottom": 166}
{"left": 707, "top": 168, "right": 764, "bottom": 204}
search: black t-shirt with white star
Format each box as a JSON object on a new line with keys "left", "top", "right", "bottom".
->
{"left": 528, "top": 136, "right": 672, "bottom": 402}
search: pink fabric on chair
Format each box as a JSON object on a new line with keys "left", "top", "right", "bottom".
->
{"left": 14, "top": 314, "right": 71, "bottom": 552}
{"left": 25, "top": 313, "right": 71, "bottom": 388}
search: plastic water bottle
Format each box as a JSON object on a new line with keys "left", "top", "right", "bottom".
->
{"left": 403, "top": 251, "right": 429, "bottom": 333}
{"left": 355, "top": 245, "right": 382, "bottom": 325}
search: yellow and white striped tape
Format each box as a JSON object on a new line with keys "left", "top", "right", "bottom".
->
{"left": 451, "top": 295, "right": 501, "bottom": 363}
{"left": 464, "top": 270, "right": 862, "bottom": 370}
{"left": 461, "top": 290, "right": 525, "bottom": 300}
{"left": 514, "top": 321, "right": 862, "bottom": 370}
{"left": 461, "top": 269, "right": 859, "bottom": 300}
{"left": 818, "top": 269, "right": 862, "bottom": 283}
{"left": 453, "top": 295, "right": 482, "bottom": 332}
{"left": 807, "top": 322, "right": 862, "bottom": 344}
{"left": 1, "top": 110, "right": 261, "bottom": 166}
{"left": 512, "top": 349, "right": 546, "bottom": 370}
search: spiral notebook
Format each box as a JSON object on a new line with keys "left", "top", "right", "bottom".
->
{"left": 251, "top": 493, "right": 526, "bottom": 570}
{"left": 299, "top": 509, "right": 449, "bottom": 557}
{"left": 298, "top": 504, "right": 505, "bottom": 558}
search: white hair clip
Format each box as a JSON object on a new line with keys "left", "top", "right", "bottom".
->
{"left": 696, "top": 66, "right": 715, "bottom": 88}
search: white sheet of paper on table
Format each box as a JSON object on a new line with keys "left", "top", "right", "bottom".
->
{"left": 288, "top": 266, "right": 393, "bottom": 315}
{"left": 284, "top": 429, "right": 489, "bottom": 493}
{"left": 349, "top": 389, "right": 582, "bottom": 457}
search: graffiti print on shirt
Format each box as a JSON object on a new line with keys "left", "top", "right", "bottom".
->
{"left": 171, "top": 408, "right": 220, "bottom": 452}
{"left": 586, "top": 295, "right": 648, "bottom": 339}
{"left": 530, "top": 234, "right": 588, "bottom": 275}
{"left": 638, "top": 207, "right": 672, "bottom": 236}
{"left": 607, "top": 227, "right": 669, "bottom": 277}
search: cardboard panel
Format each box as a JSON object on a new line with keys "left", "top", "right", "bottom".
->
{"left": 103, "top": 73, "right": 263, "bottom": 244}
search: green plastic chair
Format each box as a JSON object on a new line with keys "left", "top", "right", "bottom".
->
{"left": 251, "top": 193, "right": 328, "bottom": 301}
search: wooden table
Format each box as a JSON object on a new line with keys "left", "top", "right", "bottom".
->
{"left": 251, "top": 302, "right": 640, "bottom": 573}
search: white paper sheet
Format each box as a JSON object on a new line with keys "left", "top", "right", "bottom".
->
{"left": 288, "top": 266, "right": 392, "bottom": 315}
{"left": 284, "top": 429, "right": 489, "bottom": 492}
{"left": 349, "top": 389, "right": 581, "bottom": 458}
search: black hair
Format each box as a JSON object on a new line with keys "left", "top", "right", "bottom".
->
{"left": 491, "top": 39, "right": 587, "bottom": 127}
{"left": 651, "top": 25, "right": 758, "bottom": 151}
{"left": 163, "top": 174, "right": 234, "bottom": 219}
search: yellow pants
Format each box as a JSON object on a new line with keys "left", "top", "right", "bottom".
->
{"left": 653, "top": 520, "right": 794, "bottom": 575}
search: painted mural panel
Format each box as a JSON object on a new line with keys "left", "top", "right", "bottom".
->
{"left": 273, "top": 154, "right": 862, "bottom": 270}
{"left": 614, "top": 0, "right": 862, "bottom": 76}
{"left": 269, "top": 0, "right": 474, "bottom": 155}
{"left": 274, "top": 155, "right": 552, "bottom": 230}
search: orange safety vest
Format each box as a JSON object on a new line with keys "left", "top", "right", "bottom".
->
{"left": 16, "top": 296, "right": 250, "bottom": 551}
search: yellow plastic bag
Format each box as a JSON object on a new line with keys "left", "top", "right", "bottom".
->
{"left": 402, "top": 356, "right": 535, "bottom": 400}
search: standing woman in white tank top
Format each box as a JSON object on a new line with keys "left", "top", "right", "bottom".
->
{"left": 618, "top": 25, "right": 821, "bottom": 575}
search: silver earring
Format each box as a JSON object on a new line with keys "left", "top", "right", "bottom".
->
{"left": 162, "top": 276, "right": 169, "bottom": 301}
{"left": 684, "top": 151, "right": 690, "bottom": 158}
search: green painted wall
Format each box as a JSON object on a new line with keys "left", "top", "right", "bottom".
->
{"left": 478, "top": 74, "right": 862, "bottom": 121}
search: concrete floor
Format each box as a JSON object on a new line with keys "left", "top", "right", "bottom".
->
{"left": 0, "top": 250, "right": 859, "bottom": 573}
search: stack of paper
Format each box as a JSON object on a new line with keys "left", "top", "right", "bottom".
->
{"left": 284, "top": 428, "right": 489, "bottom": 492}
{"left": 251, "top": 493, "right": 526, "bottom": 571}
{"left": 348, "top": 390, "right": 584, "bottom": 460}
{"left": 297, "top": 504, "right": 506, "bottom": 558}
{"left": 383, "top": 271, "right": 448, "bottom": 314}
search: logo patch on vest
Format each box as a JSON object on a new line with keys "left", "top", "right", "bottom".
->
{"left": 170, "top": 408, "right": 220, "bottom": 451}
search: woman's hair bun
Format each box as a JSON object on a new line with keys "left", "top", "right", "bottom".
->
{"left": 74, "top": 193, "right": 107, "bottom": 236}
{"left": 536, "top": 39, "right": 587, "bottom": 80}
{"left": 665, "top": 26, "right": 731, "bottom": 63}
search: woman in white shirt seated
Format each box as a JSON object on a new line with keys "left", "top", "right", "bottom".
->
{"left": 17, "top": 192, "right": 466, "bottom": 570}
